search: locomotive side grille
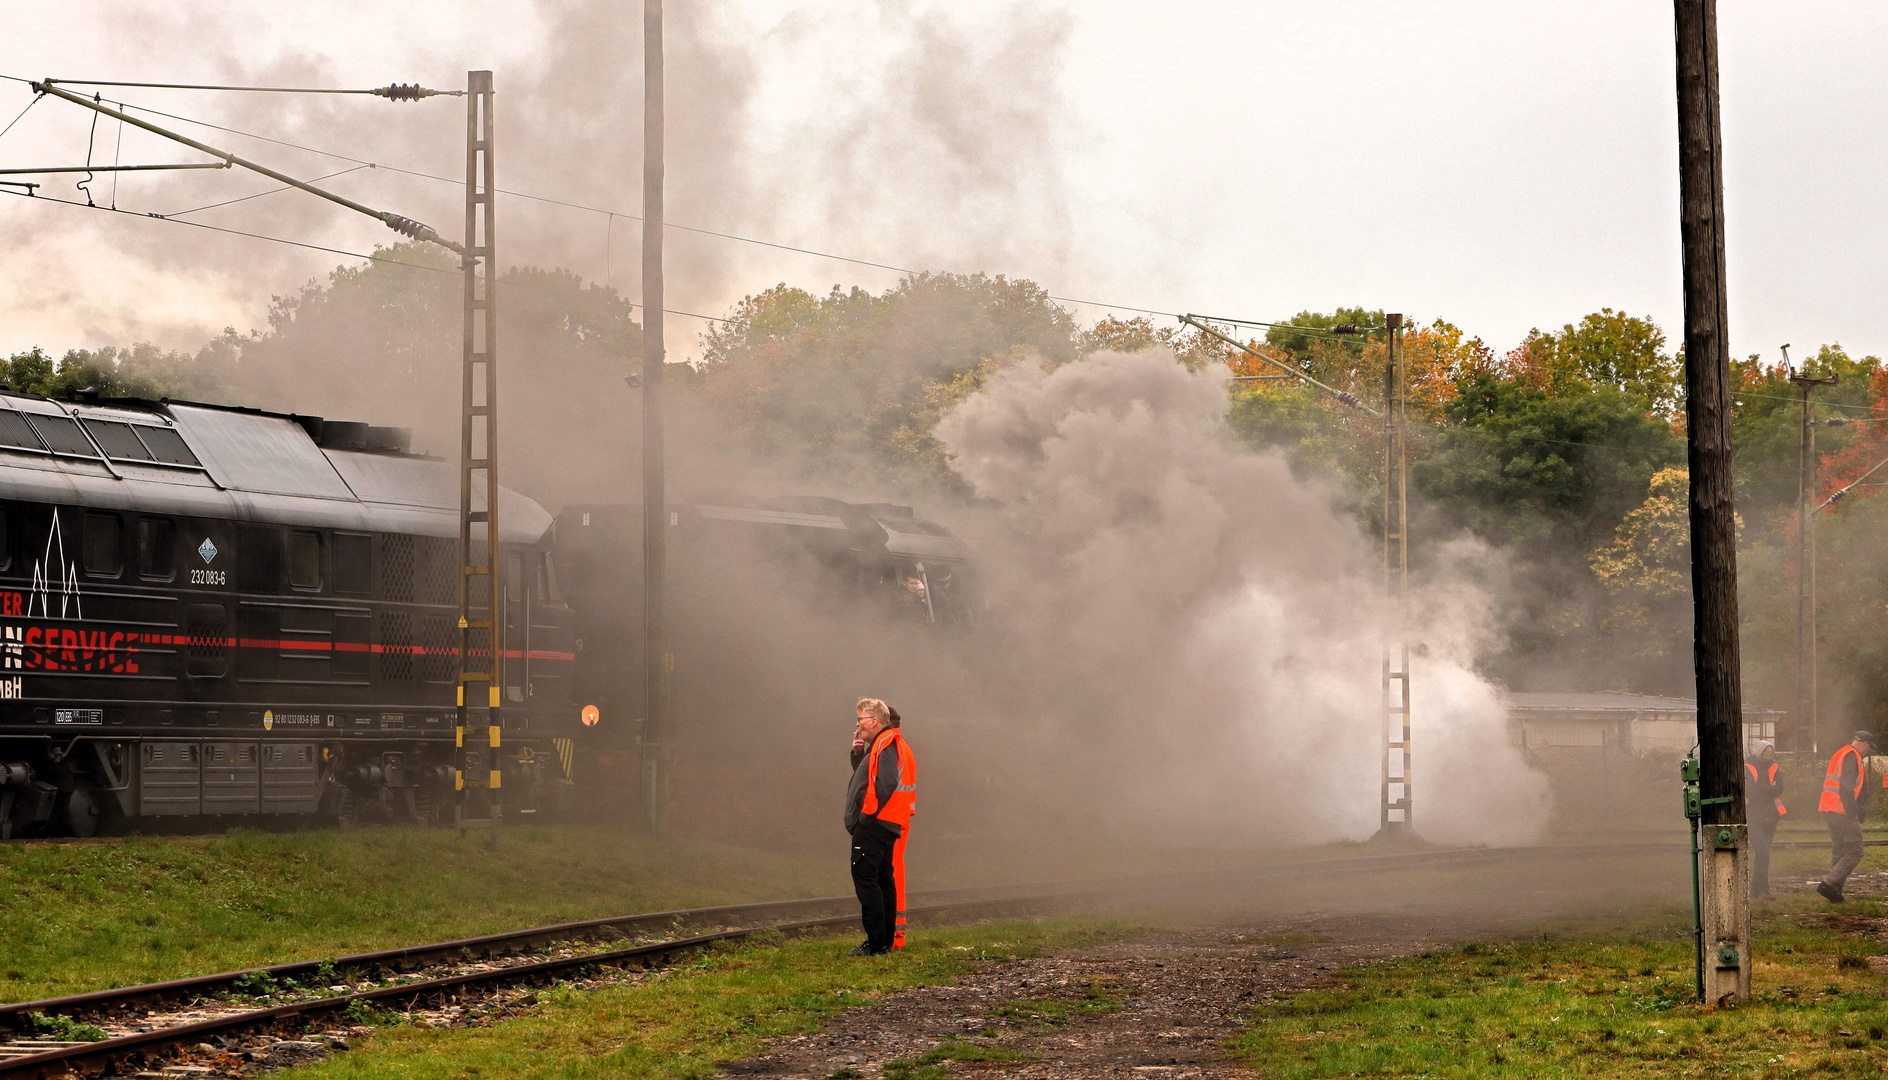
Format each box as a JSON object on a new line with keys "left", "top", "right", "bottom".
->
{"left": 384, "top": 534, "right": 416, "bottom": 603}
{"left": 186, "top": 603, "right": 229, "bottom": 678}
{"left": 416, "top": 536, "right": 457, "bottom": 606}
{"left": 382, "top": 611, "right": 416, "bottom": 682}
{"left": 421, "top": 614, "right": 456, "bottom": 683}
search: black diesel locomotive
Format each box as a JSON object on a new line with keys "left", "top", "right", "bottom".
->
{"left": 0, "top": 393, "right": 578, "bottom": 838}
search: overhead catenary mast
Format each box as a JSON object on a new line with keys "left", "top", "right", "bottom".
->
{"left": 453, "top": 71, "right": 504, "bottom": 850}
{"left": 1178, "top": 313, "right": 1411, "bottom": 835}
{"left": 1784, "top": 346, "right": 1836, "bottom": 755}
{"left": 1379, "top": 314, "right": 1411, "bottom": 837}
{"left": 28, "top": 72, "right": 506, "bottom": 848}
{"left": 641, "top": 0, "right": 670, "bottom": 835}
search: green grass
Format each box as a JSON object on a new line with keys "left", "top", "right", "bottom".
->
{"left": 276, "top": 918, "right": 1136, "bottom": 1080}
{"left": 25, "top": 1010, "right": 107, "bottom": 1041}
{"left": 0, "top": 825, "right": 842, "bottom": 1002}
{"left": 1232, "top": 899, "right": 1888, "bottom": 1078}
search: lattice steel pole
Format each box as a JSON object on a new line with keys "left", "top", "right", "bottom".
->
{"left": 454, "top": 70, "right": 503, "bottom": 849}
{"left": 1379, "top": 313, "right": 1412, "bottom": 836}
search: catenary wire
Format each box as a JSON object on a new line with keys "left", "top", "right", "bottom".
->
{"left": 78, "top": 95, "right": 1176, "bottom": 318}
{"left": 0, "top": 93, "right": 41, "bottom": 144}
{"left": 0, "top": 183, "right": 1834, "bottom": 475}
{"left": 0, "top": 185, "right": 735, "bottom": 327}
{"left": 39, "top": 79, "right": 462, "bottom": 96}
{"left": 5, "top": 80, "right": 1881, "bottom": 415}
{"left": 164, "top": 163, "right": 373, "bottom": 219}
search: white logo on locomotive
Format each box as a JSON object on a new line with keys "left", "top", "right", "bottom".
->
{"left": 198, "top": 537, "right": 218, "bottom": 563}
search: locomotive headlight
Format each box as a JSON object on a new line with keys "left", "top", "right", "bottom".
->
{"left": 581, "top": 704, "right": 600, "bottom": 727}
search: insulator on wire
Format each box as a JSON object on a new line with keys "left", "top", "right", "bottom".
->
{"left": 383, "top": 213, "right": 440, "bottom": 242}
{"left": 1336, "top": 391, "right": 1362, "bottom": 409}
{"left": 373, "top": 84, "right": 443, "bottom": 101}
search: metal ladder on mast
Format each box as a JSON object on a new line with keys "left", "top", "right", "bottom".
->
{"left": 454, "top": 70, "right": 503, "bottom": 847}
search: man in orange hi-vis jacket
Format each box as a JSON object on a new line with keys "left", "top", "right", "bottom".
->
{"left": 1817, "top": 730, "right": 1874, "bottom": 904}
{"left": 845, "top": 697, "right": 916, "bottom": 956}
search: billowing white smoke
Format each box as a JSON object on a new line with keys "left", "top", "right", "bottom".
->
{"left": 935, "top": 350, "right": 1550, "bottom": 847}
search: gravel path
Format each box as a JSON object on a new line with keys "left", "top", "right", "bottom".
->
{"left": 722, "top": 913, "right": 1466, "bottom": 1080}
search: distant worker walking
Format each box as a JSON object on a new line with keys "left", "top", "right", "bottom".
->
{"left": 845, "top": 698, "right": 917, "bottom": 955}
{"left": 1744, "top": 741, "right": 1785, "bottom": 899}
{"left": 1817, "top": 730, "right": 1874, "bottom": 903}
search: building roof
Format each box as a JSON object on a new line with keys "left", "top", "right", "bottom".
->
{"left": 1503, "top": 690, "right": 1785, "bottom": 717}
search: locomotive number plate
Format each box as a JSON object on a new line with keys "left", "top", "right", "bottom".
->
{"left": 54, "top": 708, "right": 104, "bottom": 726}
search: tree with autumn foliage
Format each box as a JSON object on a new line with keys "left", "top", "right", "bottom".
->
{"left": 696, "top": 273, "right": 1080, "bottom": 493}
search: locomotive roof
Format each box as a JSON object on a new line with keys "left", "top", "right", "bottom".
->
{"left": 0, "top": 392, "right": 551, "bottom": 544}
{"left": 683, "top": 493, "right": 972, "bottom": 563}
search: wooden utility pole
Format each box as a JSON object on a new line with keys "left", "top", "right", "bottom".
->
{"left": 640, "top": 0, "right": 669, "bottom": 834}
{"left": 1674, "top": 0, "right": 1749, "bottom": 1002}
{"left": 1789, "top": 357, "right": 1837, "bottom": 754}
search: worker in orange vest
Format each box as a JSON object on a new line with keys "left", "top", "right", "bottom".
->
{"left": 1744, "top": 741, "right": 1786, "bottom": 899}
{"left": 846, "top": 697, "right": 916, "bottom": 955}
{"left": 1817, "top": 730, "right": 1874, "bottom": 903}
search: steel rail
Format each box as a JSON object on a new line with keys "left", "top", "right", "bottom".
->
{"left": 0, "top": 893, "right": 871, "bottom": 1026}
{"left": 0, "top": 893, "right": 1059, "bottom": 1079}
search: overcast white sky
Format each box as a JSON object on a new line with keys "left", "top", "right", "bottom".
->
{"left": 0, "top": 1, "right": 1882, "bottom": 366}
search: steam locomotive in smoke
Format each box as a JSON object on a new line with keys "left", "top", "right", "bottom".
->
{"left": 0, "top": 390, "right": 973, "bottom": 838}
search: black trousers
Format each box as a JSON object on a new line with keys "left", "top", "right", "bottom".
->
{"left": 1749, "top": 815, "right": 1777, "bottom": 896}
{"left": 850, "top": 825, "right": 897, "bottom": 950}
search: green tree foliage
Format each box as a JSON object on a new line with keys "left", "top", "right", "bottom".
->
{"left": 0, "top": 344, "right": 226, "bottom": 402}
{"left": 1729, "top": 345, "right": 1878, "bottom": 535}
{"left": 1590, "top": 466, "right": 1693, "bottom": 601}
{"left": 1509, "top": 308, "right": 1681, "bottom": 417}
{"left": 1412, "top": 374, "right": 1683, "bottom": 553}
{"left": 1795, "top": 488, "right": 1888, "bottom": 734}
{"left": 698, "top": 272, "right": 1080, "bottom": 492}
{"left": 1263, "top": 307, "right": 1387, "bottom": 364}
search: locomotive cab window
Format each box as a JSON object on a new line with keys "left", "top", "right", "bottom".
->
{"left": 138, "top": 518, "right": 175, "bottom": 580}
{"left": 82, "top": 512, "right": 122, "bottom": 576}
{"left": 539, "top": 551, "right": 561, "bottom": 602}
{"left": 288, "top": 530, "right": 323, "bottom": 591}
{"left": 506, "top": 551, "right": 525, "bottom": 603}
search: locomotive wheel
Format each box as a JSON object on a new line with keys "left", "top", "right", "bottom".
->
{"left": 58, "top": 786, "right": 102, "bottom": 838}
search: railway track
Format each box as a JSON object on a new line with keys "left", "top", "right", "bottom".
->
{"left": 0, "top": 841, "right": 1726, "bottom": 1078}
{"left": 0, "top": 888, "right": 1066, "bottom": 1079}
